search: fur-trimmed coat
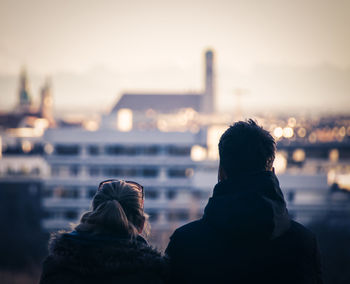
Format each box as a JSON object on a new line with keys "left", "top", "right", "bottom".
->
{"left": 39, "top": 231, "right": 168, "bottom": 284}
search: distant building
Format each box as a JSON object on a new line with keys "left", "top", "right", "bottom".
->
{"left": 39, "top": 78, "right": 55, "bottom": 127}
{"left": 0, "top": 68, "right": 56, "bottom": 130}
{"left": 41, "top": 127, "right": 213, "bottom": 248}
{"left": 112, "top": 49, "right": 215, "bottom": 115}
{"left": 17, "top": 68, "right": 33, "bottom": 113}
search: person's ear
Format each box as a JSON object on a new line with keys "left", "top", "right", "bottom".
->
{"left": 218, "top": 164, "right": 228, "bottom": 182}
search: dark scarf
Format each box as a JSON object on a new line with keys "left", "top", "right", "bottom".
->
{"left": 204, "top": 171, "right": 290, "bottom": 240}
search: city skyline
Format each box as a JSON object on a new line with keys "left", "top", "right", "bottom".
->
{"left": 1, "top": 0, "right": 350, "bottom": 116}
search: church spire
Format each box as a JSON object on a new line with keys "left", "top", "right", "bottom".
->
{"left": 40, "top": 77, "right": 55, "bottom": 126}
{"left": 201, "top": 49, "right": 215, "bottom": 114}
{"left": 18, "top": 67, "right": 32, "bottom": 110}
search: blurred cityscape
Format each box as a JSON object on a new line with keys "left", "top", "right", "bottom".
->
{"left": 1, "top": 49, "right": 350, "bottom": 281}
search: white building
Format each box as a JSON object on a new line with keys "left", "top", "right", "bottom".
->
{"left": 42, "top": 127, "right": 216, "bottom": 248}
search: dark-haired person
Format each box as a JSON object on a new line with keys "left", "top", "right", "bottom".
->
{"left": 40, "top": 180, "right": 168, "bottom": 284}
{"left": 166, "top": 119, "right": 323, "bottom": 284}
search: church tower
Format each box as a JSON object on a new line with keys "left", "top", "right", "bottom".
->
{"left": 18, "top": 67, "right": 32, "bottom": 112}
{"left": 39, "top": 78, "right": 55, "bottom": 126}
{"left": 201, "top": 49, "right": 215, "bottom": 113}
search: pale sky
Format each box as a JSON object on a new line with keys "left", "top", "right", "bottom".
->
{"left": 1, "top": 0, "right": 350, "bottom": 115}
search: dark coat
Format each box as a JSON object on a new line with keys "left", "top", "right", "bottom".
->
{"left": 40, "top": 231, "right": 168, "bottom": 284}
{"left": 166, "top": 171, "right": 323, "bottom": 284}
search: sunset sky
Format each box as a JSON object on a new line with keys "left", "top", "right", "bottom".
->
{"left": 1, "top": 0, "right": 349, "bottom": 116}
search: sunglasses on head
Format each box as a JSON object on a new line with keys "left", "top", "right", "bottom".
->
{"left": 98, "top": 179, "right": 144, "bottom": 199}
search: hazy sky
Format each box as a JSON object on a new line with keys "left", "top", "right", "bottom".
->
{"left": 1, "top": 0, "right": 349, "bottom": 115}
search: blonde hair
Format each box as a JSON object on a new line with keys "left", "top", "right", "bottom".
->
{"left": 75, "top": 180, "right": 149, "bottom": 238}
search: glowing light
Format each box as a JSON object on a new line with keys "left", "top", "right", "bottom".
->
{"left": 34, "top": 118, "right": 49, "bottom": 130}
{"left": 283, "top": 127, "right": 294, "bottom": 138}
{"left": 308, "top": 132, "right": 317, "bottom": 143}
{"left": 117, "top": 109, "right": 133, "bottom": 132}
{"left": 292, "top": 149, "right": 305, "bottom": 162}
{"left": 21, "top": 140, "right": 33, "bottom": 153}
{"left": 7, "top": 128, "right": 43, "bottom": 137}
{"left": 273, "top": 151, "right": 287, "bottom": 174}
{"left": 157, "top": 119, "right": 168, "bottom": 132}
{"left": 329, "top": 149, "right": 339, "bottom": 162}
{"left": 297, "top": 128, "right": 306, "bottom": 138}
{"left": 207, "top": 125, "right": 227, "bottom": 160}
{"left": 327, "top": 169, "right": 336, "bottom": 184}
{"left": 84, "top": 120, "right": 99, "bottom": 131}
{"left": 337, "top": 174, "right": 350, "bottom": 191}
{"left": 44, "top": 143, "right": 54, "bottom": 155}
{"left": 339, "top": 126, "right": 346, "bottom": 137}
{"left": 191, "top": 145, "right": 207, "bottom": 161}
{"left": 273, "top": 127, "right": 283, "bottom": 138}
{"left": 288, "top": 117, "right": 296, "bottom": 127}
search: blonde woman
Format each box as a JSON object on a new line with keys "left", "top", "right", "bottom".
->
{"left": 40, "top": 180, "right": 167, "bottom": 284}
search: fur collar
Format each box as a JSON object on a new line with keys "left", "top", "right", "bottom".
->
{"left": 46, "top": 231, "right": 167, "bottom": 277}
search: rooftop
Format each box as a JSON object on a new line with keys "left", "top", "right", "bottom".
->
{"left": 111, "top": 93, "right": 203, "bottom": 113}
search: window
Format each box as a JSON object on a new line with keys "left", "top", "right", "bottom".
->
{"left": 53, "top": 186, "right": 80, "bottom": 198}
{"left": 166, "top": 190, "right": 177, "bottom": 200}
{"left": 143, "top": 146, "right": 160, "bottom": 155}
{"left": 43, "top": 210, "right": 64, "bottom": 219}
{"left": 104, "top": 167, "right": 122, "bottom": 176}
{"left": 55, "top": 144, "right": 80, "bottom": 155}
{"left": 87, "top": 187, "right": 97, "bottom": 198}
{"left": 167, "top": 211, "right": 189, "bottom": 221}
{"left": 70, "top": 165, "right": 80, "bottom": 176}
{"left": 65, "top": 210, "right": 78, "bottom": 220}
{"left": 123, "top": 168, "right": 138, "bottom": 177}
{"left": 142, "top": 168, "right": 159, "bottom": 177}
{"left": 146, "top": 190, "right": 159, "bottom": 199}
{"left": 88, "top": 145, "right": 99, "bottom": 155}
{"left": 167, "top": 168, "right": 193, "bottom": 178}
{"left": 103, "top": 167, "right": 138, "bottom": 177}
{"left": 167, "top": 146, "right": 191, "bottom": 156}
{"left": 105, "top": 145, "right": 139, "bottom": 155}
{"left": 89, "top": 166, "right": 100, "bottom": 177}
{"left": 287, "top": 191, "right": 295, "bottom": 203}
{"left": 147, "top": 211, "right": 159, "bottom": 222}
{"left": 191, "top": 191, "right": 207, "bottom": 200}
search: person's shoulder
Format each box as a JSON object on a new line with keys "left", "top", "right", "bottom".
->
{"left": 283, "top": 220, "right": 317, "bottom": 248}
{"left": 289, "top": 220, "right": 316, "bottom": 239}
{"left": 170, "top": 219, "right": 205, "bottom": 240}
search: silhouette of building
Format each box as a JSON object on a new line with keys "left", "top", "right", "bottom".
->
{"left": 112, "top": 49, "right": 215, "bottom": 115}
{"left": 39, "top": 78, "right": 55, "bottom": 127}
{"left": 17, "top": 68, "right": 33, "bottom": 113}
{"left": 0, "top": 68, "right": 56, "bottom": 130}
{"left": 202, "top": 49, "right": 215, "bottom": 113}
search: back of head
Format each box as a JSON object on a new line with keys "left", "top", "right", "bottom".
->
{"left": 75, "top": 180, "right": 146, "bottom": 238}
{"left": 219, "top": 119, "right": 276, "bottom": 177}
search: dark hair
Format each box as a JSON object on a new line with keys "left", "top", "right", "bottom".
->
{"left": 75, "top": 180, "right": 148, "bottom": 238}
{"left": 218, "top": 119, "right": 276, "bottom": 176}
